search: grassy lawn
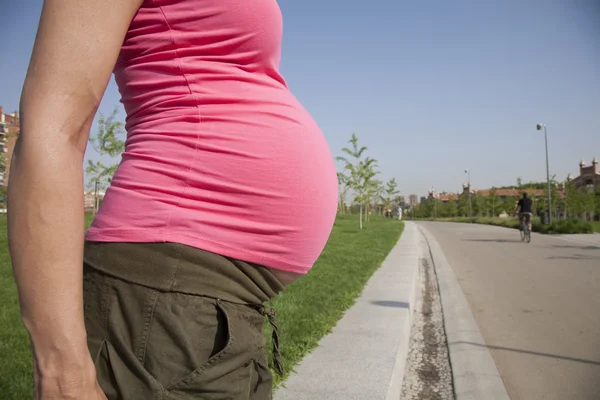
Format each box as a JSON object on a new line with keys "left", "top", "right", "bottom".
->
{"left": 592, "top": 222, "right": 600, "bottom": 233}
{"left": 0, "top": 214, "right": 403, "bottom": 397}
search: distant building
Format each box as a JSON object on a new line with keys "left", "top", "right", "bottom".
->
{"left": 84, "top": 190, "right": 106, "bottom": 213}
{"left": 0, "top": 106, "right": 19, "bottom": 187}
{"left": 567, "top": 158, "right": 599, "bottom": 192}
{"left": 408, "top": 194, "right": 419, "bottom": 207}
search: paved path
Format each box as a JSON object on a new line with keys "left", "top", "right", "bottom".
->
{"left": 275, "top": 222, "right": 421, "bottom": 400}
{"left": 419, "top": 222, "right": 600, "bottom": 400}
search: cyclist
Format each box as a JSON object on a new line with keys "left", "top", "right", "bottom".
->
{"left": 515, "top": 192, "right": 533, "bottom": 233}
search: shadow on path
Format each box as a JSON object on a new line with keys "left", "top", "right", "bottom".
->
{"left": 547, "top": 254, "right": 600, "bottom": 261}
{"left": 371, "top": 300, "right": 409, "bottom": 308}
{"left": 462, "top": 239, "right": 523, "bottom": 244}
{"left": 450, "top": 341, "right": 600, "bottom": 366}
{"left": 550, "top": 244, "right": 600, "bottom": 251}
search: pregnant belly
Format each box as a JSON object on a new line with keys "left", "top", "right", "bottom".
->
{"left": 91, "top": 109, "right": 338, "bottom": 273}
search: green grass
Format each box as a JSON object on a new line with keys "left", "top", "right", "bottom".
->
{"left": 266, "top": 215, "right": 404, "bottom": 386}
{"left": 423, "top": 216, "right": 595, "bottom": 234}
{"left": 0, "top": 214, "right": 403, "bottom": 397}
{"left": 0, "top": 218, "right": 32, "bottom": 398}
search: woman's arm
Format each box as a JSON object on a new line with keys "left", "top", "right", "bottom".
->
{"left": 8, "top": 0, "right": 143, "bottom": 397}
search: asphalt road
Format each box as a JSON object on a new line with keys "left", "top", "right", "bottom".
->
{"left": 419, "top": 222, "right": 600, "bottom": 400}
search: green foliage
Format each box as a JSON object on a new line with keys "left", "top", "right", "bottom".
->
{"left": 336, "top": 133, "right": 380, "bottom": 228}
{"left": 595, "top": 187, "right": 600, "bottom": 217}
{"left": 472, "top": 193, "right": 485, "bottom": 217}
{"left": 336, "top": 172, "right": 351, "bottom": 214}
{"left": 503, "top": 196, "right": 516, "bottom": 215}
{"left": 446, "top": 199, "right": 458, "bottom": 217}
{"left": 457, "top": 194, "right": 468, "bottom": 217}
{"left": 380, "top": 178, "right": 400, "bottom": 212}
{"left": 485, "top": 188, "right": 500, "bottom": 217}
{"left": 86, "top": 107, "right": 125, "bottom": 192}
{"left": 497, "top": 181, "right": 548, "bottom": 190}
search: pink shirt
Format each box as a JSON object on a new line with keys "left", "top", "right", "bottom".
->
{"left": 86, "top": 0, "right": 338, "bottom": 274}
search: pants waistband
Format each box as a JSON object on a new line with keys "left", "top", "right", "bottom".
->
{"left": 83, "top": 241, "right": 285, "bottom": 305}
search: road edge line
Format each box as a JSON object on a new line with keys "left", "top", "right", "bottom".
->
{"left": 418, "top": 224, "right": 511, "bottom": 400}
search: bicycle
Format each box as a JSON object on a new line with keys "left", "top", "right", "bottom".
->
{"left": 519, "top": 214, "right": 531, "bottom": 243}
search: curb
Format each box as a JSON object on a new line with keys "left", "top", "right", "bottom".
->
{"left": 274, "top": 222, "right": 421, "bottom": 400}
{"left": 418, "top": 224, "right": 511, "bottom": 400}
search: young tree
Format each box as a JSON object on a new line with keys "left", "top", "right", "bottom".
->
{"left": 457, "top": 194, "right": 468, "bottom": 217}
{"left": 447, "top": 199, "right": 458, "bottom": 217}
{"left": 86, "top": 107, "right": 126, "bottom": 214}
{"left": 564, "top": 181, "right": 585, "bottom": 219}
{"left": 472, "top": 194, "right": 485, "bottom": 217}
{"left": 356, "top": 158, "right": 379, "bottom": 226}
{"left": 503, "top": 195, "right": 517, "bottom": 216}
{"left": 337, "top": 172, "right": 351, "bottom": 214}
{"left": 486, "top": 188, "right": 500, "bottom": 217}
{"left": 380, "top": 178, "right": 400, "bottom": 217}
{"left": 582, "top": 185, "right": 595, "bottom": 220}
{"left": 595, "top": 186, "right": 600, "bottom": 220}
{"left": 337, "top": 133, "right": 379, "bottom": 229}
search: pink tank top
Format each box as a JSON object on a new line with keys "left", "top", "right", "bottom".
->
{"left": 86, "top": 0, "right": 338, "bottom": 274}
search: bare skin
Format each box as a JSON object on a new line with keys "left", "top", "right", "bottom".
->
{"left": 270, "top": 269, "right": 302, "bottom": 286}
{"left": 8, "top": 0, "right": 143, "bottom": 398}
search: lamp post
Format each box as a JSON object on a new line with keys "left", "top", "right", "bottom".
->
{"left": 464, "top": 169, "right": 472, "bottom": 218}
{"left": 432, "top": 186, "right": 438, "bottom": 219}
{"left": 536, "top": 123, "right": 552, "bottom": 224}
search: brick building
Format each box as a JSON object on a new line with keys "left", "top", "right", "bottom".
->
{"left": 431, "top": 186, "right": 560, "bottom": 204}
{"left": 567, "top": 158, "right": 599, "bottom": 191}
{"left": 0, "top": 106, "right": 19, "bottom": 186}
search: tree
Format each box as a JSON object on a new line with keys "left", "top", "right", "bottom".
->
{"left": 356, "top": 158, "right": 379, "bottom": 226}
{"left": 380, "top": 178, "right": 400, "bottom": 216}
{"left": 447, "top": 199, "right": 458, "bottom": 217}
{"left": 503, "top": 196, "right": 517, "bottom": 215}
{"left": 337, "top": 172, "right": 351, "bottom": 214}
{"left": 337, "top": 133, "right": 379, "bottom": 229}
{"left": 564, "top": 181, "right": 585, "bottom": 218}
{"left": 86, "top": 107, "right": 125, "bottom": 214}
{"left": 594, "top": 186, "right": 600, "bottom": 220}
{"left": 457, "top": 194, "right": 468, "bottom": 217}
{"left": 486, "top": 188, "right": 500, "bottom": 217}
{"left": 472, "top": 194, "right": 485, "bottom": 217}
{"left": 582, "top": 184, "right": 595, "bottom": 220}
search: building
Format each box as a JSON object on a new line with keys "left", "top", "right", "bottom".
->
{"left": 0, "top": 106, "right": 19, "bottom": 186}
{"left": 408, "top": 194, "right": 419, "bottom": 207}
{"left": 430, "top": 185, "right": 562, "bottom": 203}
{"left": 84, "top": 190, "right": 106, "bottom": 213}
{"left": 567, "top": 158, "right": 599, "bottom": 191}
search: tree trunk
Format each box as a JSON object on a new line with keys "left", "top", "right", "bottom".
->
{"left": 93, "top": 179, "right": 100, "bottom": 216}
{"left": 359, "top": 204, "right": 363, "bottom": 229}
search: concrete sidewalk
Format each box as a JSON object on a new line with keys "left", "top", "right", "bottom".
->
{"left": 274, "top": 222, "right": 421, "bottom": 400}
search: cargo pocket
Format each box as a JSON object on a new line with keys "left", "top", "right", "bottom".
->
{"left": 142, "top": 295, "right": 234, "bottom": 390}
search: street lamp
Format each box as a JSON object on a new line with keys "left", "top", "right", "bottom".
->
{"left": 464, "top": 169, "right": 472, "bottom": 218}
{"left": 432, "top": 186, "right": 438, "bottom": 219}
{"left": 536, "top": 123, "right": 552, "bottom": 224}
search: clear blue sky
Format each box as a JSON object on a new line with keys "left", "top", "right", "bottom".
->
{"left": 1, "top": 0, "right": 599, "bottom": 197}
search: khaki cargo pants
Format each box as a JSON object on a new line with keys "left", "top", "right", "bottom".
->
{"left": 83, "top": 242, "right": 284, "bottom": 400}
